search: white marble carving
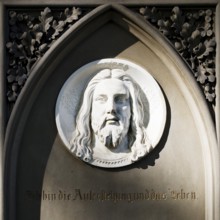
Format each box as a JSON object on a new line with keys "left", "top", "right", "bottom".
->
{"left": 55, "top": 59, "right": 166, "bottom": 168}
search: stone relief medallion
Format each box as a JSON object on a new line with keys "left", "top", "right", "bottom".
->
{"left": 55, "top": 58, "right": 166, "bottom": 168}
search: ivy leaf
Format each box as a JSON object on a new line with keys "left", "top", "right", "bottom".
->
{"left": 20, "top": 31, "right": 35, "bottom": 55}
{"left": 16, "top": 74, "right": 27, "bottom": 86}
{"left": 157, "top": 19, "right": 171, "bottom": 36}
{"left": 174, "top": 41, "right": 184, "bottom": 51}
{"left": 197, "top": 39, "right": 216, "bottom": 59}
{"left": 171, "top": 6, "right": 185, "bottom": 31}
{"left": 7, "top": 90, "right": 17, "bottom": 102}
{"left": 6, "top": 41, "right": 26, "bottom": 59}
{"left": 51, "top": 20, "right": 65, "bottom": 39}
{"left": 139, "top": 6, "right": 161, "bottom": 23}
{"left": 208, "top": 74, "right": 215, "bottom": 82}
{"left": 39, "top": 43, "right": 48, "bottom": 52}
{"left": 7, "top": 75, "right": 16, "bottom": 83}
{"left": 64, "top": 7, "right": 82, "bottom": 23}
{"left": 195, "top": 65, "right": 207, "bottom": 84}
{"left": 180, "top": 22, "right": 193, "bottom": 38}
{"left": 188, "top": 30, "right": 202, "bottom": 53}
{"left": 205, "top": 91, "right": 215, "bottom": 102}
{"left": 205, "top": 67, "right": 215, "bottom": 82}
{"left": 11, "top": 83, "right": 18, "bottom": 92}
{"left": 35, "top": 43, "right": 49, "bottom": 57}
{"left": 192, "top": 42, "right": 206, "bottom": 57}
{"left": 32, "top": 24, "right": 43, "bottom": 44}
{"left": 35, "top": 32, "right": 43, "bottom": 44}
{"left": 39, "top": 7, "right": 53, "bottom": 33}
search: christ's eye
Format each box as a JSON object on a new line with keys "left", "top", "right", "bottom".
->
{"left": 115, "top": 95, "right": 127, "bottom": 104}
{"left": 95, "top": 95, "right": 107, "bottom": 103}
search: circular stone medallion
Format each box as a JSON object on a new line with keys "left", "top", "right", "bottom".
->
{"left": 55, "top": 58, "right": 166, "bottom": 168}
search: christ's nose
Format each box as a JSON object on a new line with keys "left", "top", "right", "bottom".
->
{"left": 106, "top": 98, "right": 116, "bottom": 114}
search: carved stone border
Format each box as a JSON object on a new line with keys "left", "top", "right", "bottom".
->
{"left": 0, "top": 1, "right": 219, "bottom": 220}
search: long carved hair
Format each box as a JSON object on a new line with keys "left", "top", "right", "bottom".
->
{"left": 70, "top": 69, "right": 152, "bottom": 162}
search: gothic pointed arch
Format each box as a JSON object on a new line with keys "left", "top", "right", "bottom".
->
{"left": 4, "top": 4, "right": 219, "bottom": 220}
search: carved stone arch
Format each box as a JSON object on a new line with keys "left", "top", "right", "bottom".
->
{"left": 4, "top": 4, "right": 219, "bottom": 220}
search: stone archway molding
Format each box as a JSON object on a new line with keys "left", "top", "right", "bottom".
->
{"left": 3, "top": 4, "right": 219, "bottom": 220}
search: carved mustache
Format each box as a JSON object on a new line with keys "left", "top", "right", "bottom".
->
{"left": 100, "top": 114, "right": 120, "bottom": 129}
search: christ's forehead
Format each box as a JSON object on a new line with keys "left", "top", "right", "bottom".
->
{"left": 93, "top": 78, "right": 129, "bottom": 98}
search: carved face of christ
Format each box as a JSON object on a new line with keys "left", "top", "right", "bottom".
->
{"left": 91, "top": 78, "right": 131, "bottom": 149}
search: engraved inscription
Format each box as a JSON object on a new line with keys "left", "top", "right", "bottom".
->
{"left": 26, "top": 188, "right": 197, "bottom": 202}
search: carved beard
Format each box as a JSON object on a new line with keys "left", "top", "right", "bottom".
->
{"left": 92, "top": 120, "right": 126, "bottom": 149}
{"left": 98, "top": 125, "right": 124, "bottom": 148}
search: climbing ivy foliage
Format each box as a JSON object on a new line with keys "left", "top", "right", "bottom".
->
{"left": 139, "top": 6, "right": 216, "bottom": 104}
{"left": 6, "top": 6, "right": 216, "bottom": 112}
{"left": 6, "top": 7, "right": 83, "bottom": 105}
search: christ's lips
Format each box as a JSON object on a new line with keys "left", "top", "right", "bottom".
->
{"left": 105, "top": 115, "right": 119, "bottom": 125}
